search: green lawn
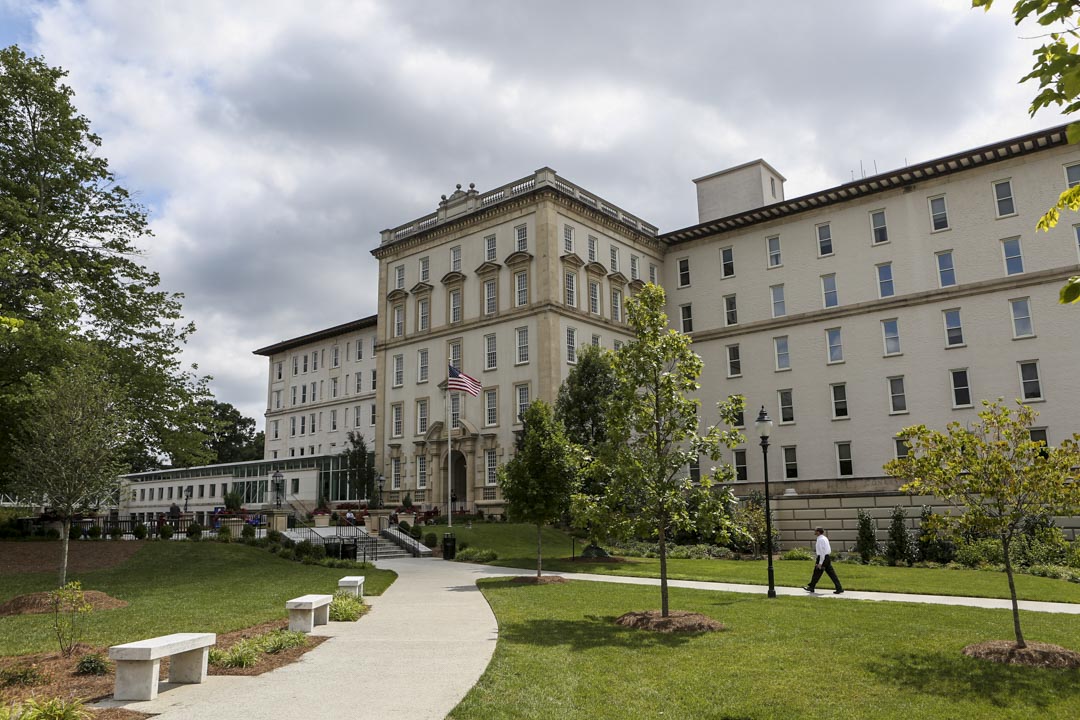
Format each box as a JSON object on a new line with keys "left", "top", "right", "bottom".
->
{"left": 0, "top": 541, "right": 396, "bottom": 656}
{"left": 454, "top": 578, "right": 1080, "bottom": 720}
{"left": 429, "top": 522, "right": 1080, "bottom": 604}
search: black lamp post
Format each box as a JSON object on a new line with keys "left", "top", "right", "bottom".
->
{"left": 183, "top": 486, "right": 192, "bottom": 513}
{"left": 272, "top": 470, "right": 284, "bottom": 509}
{"left": 755, "top": 405, "right": 776, "bottom": 599}
{"left": 376, "top": 476, "right": 385, "bottom": 510}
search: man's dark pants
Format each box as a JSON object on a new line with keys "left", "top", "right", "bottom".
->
{"left": 807, "top": 555, "right": 843, "bottom": 591}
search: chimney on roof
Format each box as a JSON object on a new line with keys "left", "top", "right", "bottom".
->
{"left": 692, "top": 159, "right": 786, "bottom": 224}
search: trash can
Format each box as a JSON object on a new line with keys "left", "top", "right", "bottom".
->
{"left": 442, "top": 533, "right": 456, "bottom": 560}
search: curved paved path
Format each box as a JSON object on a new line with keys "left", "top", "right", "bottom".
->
{"left": 97, "top": 559, "right": 1080, "bottom": 719}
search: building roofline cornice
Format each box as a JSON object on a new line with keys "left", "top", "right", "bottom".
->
{"left": 252, "top": 314, "right": 379, "bottom": 356}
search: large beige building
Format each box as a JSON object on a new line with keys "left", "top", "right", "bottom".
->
{"left": 121, "top": 125, "right": 1080, "bottom": 542}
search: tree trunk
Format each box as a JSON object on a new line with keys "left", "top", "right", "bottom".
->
{"left": 659, "top": 524, "right": 669, "bottom": 617}
{"left": 1002, "top": 535, "right": 1025, "bottom": 648}
{"left": 59, "top": 517, "right": 70, "bottom": 587}
{"left": 536, "top": 523, "right": 543, "bottom": 577}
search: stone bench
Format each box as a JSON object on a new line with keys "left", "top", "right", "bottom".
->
{"left": 108, "top": 632, "right": 216, "bottom": 701}
{"left": 338, "top": 575, "right": 366, "bottom": 598}
{"left": 286, "top": 593, "right": 333, "bottom": 632}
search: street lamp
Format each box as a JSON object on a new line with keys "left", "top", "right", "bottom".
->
{"left": 755, "top": 405, "right": 776, "bottom": 599}
{"left": 183, "top": 486, "right": 192, "bottom": 513}
{"left": 271, "top": 470, "right": 284, "bottom": 509}
{"left": 376, "top": 476, "right": 385, "bottom": 510}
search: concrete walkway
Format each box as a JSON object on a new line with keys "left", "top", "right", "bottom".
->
{"left": 96, "top": 559, "right": 1080, "bottom": 720}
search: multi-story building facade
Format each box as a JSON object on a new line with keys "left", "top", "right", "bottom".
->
{"left": 120, "top": 125, "right": 1080, "bottom": 544}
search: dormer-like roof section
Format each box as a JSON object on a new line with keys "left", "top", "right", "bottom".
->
{"left": 253, "top": 314, "right": 378, "bottom": 356}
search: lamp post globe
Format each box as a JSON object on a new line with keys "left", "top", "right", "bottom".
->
{"left": 755, "top": 406, "right": 777, "bottom": 599}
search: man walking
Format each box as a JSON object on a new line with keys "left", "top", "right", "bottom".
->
{"left": 804, "top": 527, "right": 843, "bottom": 594}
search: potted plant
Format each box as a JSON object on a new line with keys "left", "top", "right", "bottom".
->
{"left": 312, "top": 506, "right": 331, "bottom": 527}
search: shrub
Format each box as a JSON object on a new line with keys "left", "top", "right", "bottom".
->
{"left": 916, "top": 506, "right": 956, "bottom": 564}
{"left": 75, "top": 653, "right": 110, "bottom": 676}
{"left": 423, "top": 532, "right": 438, "bottom": 548}
{"left": 329, "top": 590, "right": 366, "bottom": 622}
{"left": 0, "top": 663, "right": 47, "bottom": 687}
{"left": 854, "top": 510, "right": 879, "bottom": 564}
{"left": 454, "top": 547, "right": 497, "bottom": 563}
{"left": 885, "top": 506, "right": 916, "bottom": 567}
{"left": 256, "top": 630, "right": 307, "bottom": 654}
{"left": 108, "top": 526, "right": 123, "bottom": 541}
{"left": 241, "top": 524, "right": 256, "bottom": 540}
{"left": 67, "top": 524, "right": 82, "bottom": 541}
{"left": 186, "top": 523, "right": 203, "bottom": 540}
{"left": 955, "top": 538, "right": 1004, "bottom": 568}
{"left": 86, "top": 525, "right": 102, "bottom": 540}
{"left": 780, "top": 547, "right": 814, "bottom": 561}
{"left": 50, "top": 581, "right": 92, "bottom": 656}
{"left": 409, "top": 526, "right": 422, "bottom": 540}
{"left": 132, "top": 523, "right": 148, "bottom": 540}
{"left": 208, "top": 640, "right": 260, "bottom": 668}
{"left": 11, "top": 697, "right": 88, "bottom": 720}
{"left": 1067, "top": 539, "right": 1080, "bottom": 569}
{"left": 277, "top": 548, "right": 295, "bottom": 562}
{"left": 1009, "top": 515, "right": 1067, "bottom": 568}
{"left": 216, "top": 525, "right": 232, "bottom": 543}
{"left": 398, "top": 520, "right": 411, "bottom": 533}
{"left": 158, "top": 524, "right": 173, "bottom": 540}
{"left": 309, "top": 543, "right": 326, "bottom": 560}
{"left": 267, "top": 529, "right": 283, "bottom": 543}
{"left": 294, "top": 540, "right": 314, "bottom": 558}
{"left": 45, "top": 528, "right": 61, "bottom": 539}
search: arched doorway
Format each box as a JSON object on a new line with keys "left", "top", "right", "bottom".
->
{"left": 443, "top": 450, "right": 468, "bottom": 515}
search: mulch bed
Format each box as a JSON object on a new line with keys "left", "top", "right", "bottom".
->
{"left": 0, "top": 590, "right": 128, "bottom": 617}
{"left": 962, "top": 640, "right": 1080, "bottom": 669}
{"left": 511, "top": 576, "right": 569, "bottom": 585}
{"left": 615, "top": 610, "right": 725, "bottom": 634}
{"left": 0, "top": 541, "right": 145, "bottom": 576}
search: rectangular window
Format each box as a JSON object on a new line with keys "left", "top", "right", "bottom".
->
{"left": 1002, "top": 237, "right": 1024, "bottom": 275}
{"left": 516, "top": 384, "right": 530, "bottom": 423}
{"left": 485, "top": 333, "right": 497, "bottom": 370}
{"left": 726, "top": 344, "right": 741, "bottom": 377}
{"left": 484, "top": 389, "right": 498, "bottom": 426}
{"left": 821, "top": 274, "right": 838, "bottom": 308}
{"left": 391, "top": 404, "right": 403, "bottom": 438}
{"left": 312, "top": 352, "right": 319, "bottom": 371}
{"left": 766, "top": 235, "right": 782, "bottom": 267}
{"left": 563, "top": 225, "right": 574, "bottom": 254}
{"left": 649, "top": 263, "right": 658, "bottom": 284}
{"left": 831, "top": 383, "right": 848, "bottom": 419}
{"left": 515, "top": 225, "right": 528, "bottom": 252}
{"left": 289, "top": 416, "right": 297, "bottom": 437}
{"left": 419, "top": 256, "right": 430, "bottom": 282}
{"left": 778, "top": 389, "right": 794, "bottom": 424}
{"left": 357, "top": 339, "right": 364, "bottom": 360}
{"left": 293, "top": 356, "right": 299, "bottom": 375}
{"left": 418, "top": 349, "right": 429, "bottom": 382}
{"left": 355, "top": 373, "right": 362, "bottom": 393}
{"left": 882, "top": 318, "right": 901, "bottom": 356}
{"left": 515, "top": 270, "right": 528, "bottom": 307}
{"left": 680, "top": 304, "right": 693, "bottom": 333}
{"left": 332, "top": 346, "right": 340, "bottom": 368}
{"left": 1018, "top": 361, "right": 1042, "bottom": 401}
{"left": 370, "top": 403, "right": 376, "bottom": 426}
{"left": 418, "top": 298, "right": 430, "bottom": 331}
{"left": 771, "top": 285, "right": 786, "bottom": 318}
{"left": 274, "top": 390, "right": 282, "bottom": 409}
{"left": 588, "top": 235, "right": 597, "bottom": 262}
{"left": 564, "top": 271, "right": 577, "bottom": 307}
{"left": 678, "top": 258, "right": 691, "bottom": 287}
{"left": 836, "top": 442, "right": 853, "bottom": 477}
{"left": 484, "top": 279, "right": 497, "bottom": 316}
{"left": 609, "top": 246, "right": 619, "bottom": 272}
{"left": 783, "top": 446, "right": 798, "bottom": 479}
{"left": 816, "top": 223, "right": 833, "bottom": 256}
{"left": 371, "top": 369, "right": 376, "bottom": 390}
{"left": 943, "top": 309, "right": 964, "bottom": 347}
{"left": 354, "top": 405, "right": 361, "bottom": 428}
{"left": 301, "top": 384, "right": 307, "bottom": 404}
{"left": 330, "top": 409, "right": 338, "bottom": 431}
{"left": 826, "top": 327, "right": 843, "bottom": 363}
{"left": 591, "top": 334, "right": 601, "bottom": 348}
{"left": 302, "top": 355, "right": 308, "bottom": 373}
{"left": 485, "top": 234, "right": 497, "bottom": 262}
{"left": 272, "top": 420, "right": 280, "bottom": 440}
{"left": 994, "top": 179, "right": 1015, "bottom": 217}
{"left": 774, "top": 336, "right": 790, "bottom": 371}
{"left": 417, "top": 456, "right": 428, "bottom": 489}
{"left": 895, "top": 437, "right": 909, "bottom": 459}
{"left": 330, "top": 377, "right": 339, "bottom": 398}
{"left": 566, "top": 327, "right": 577, "bottom": 363}
{"left": 1010, "top": 297, "right": 1033, "bottom": 338}
{"left": 275, "top": 361, "right": 283, "bottom": 380}
{"left": 393, "top": 354, "right": 403, "bottom": 387}
{"left": 720, "top": 247, "right": 735, "bottom": 277}
{"left": 734, "top": 449, "right": 748, "bottom": 482}
{"left": 450, "top": 289, "right": 462, "bottom": 323}
{"left": 393, "top": 304, "right": 404, "bottom": 337}
{"left": 723, "top": 294, "right": 738, "bottom": 326}
{"left": 951, "top": 369, "right": 972, "bottom": 408}
{"left": 1067, "top": 163, "right": 1080, "bottom": 188}
{"left": 611, "top": 290, "right": 622, "bottom": 322}
{"left": 589, "top": 281, "right": 600, "bottom": 314}
{"left": 485, "top": 449, "right": 498, "bottom": 486}
{"left": 449, "top": 340, "right": 462, "bottom": 369}
{"left": 870, "top": 209, "right": 888, "bottom": 244}
{"left": 937, "top": 251, "right": 956, "bottom": 288}
{"left": 929, "top": 195, "right": 949, "bottom": 231}
{"left": 889, "top": 376, "right": 907, "bottom": 413}
{"left": 877, "top": 263, "right": 894, "bottom": 298}
{"left": 516, "top": 326, "right": 529, "bottom": 364}
{"left": 450, "top": 245, "right": 462, "bottom": 273}
{"left": 394, "top": 264, "right": 405, "bottom": 290}
{"left": 299, "top": 415, "right": 306, "bottom": 435}
{"left": 391, "top": 457, "right": 401, "bottom": 490}
{"left": 630, "top": 255, "right": 640, "bottom": 280}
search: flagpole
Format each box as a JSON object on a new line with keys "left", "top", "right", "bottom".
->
{"left": 446, "top": 368, "right": 453, "bottom": 529}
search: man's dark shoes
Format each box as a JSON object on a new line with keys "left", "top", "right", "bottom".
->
{"left": 833, "top": 589, "right": 844, "bottom": 594}
{"left": 803, "top": 586, "right": 814, "bottom": 593}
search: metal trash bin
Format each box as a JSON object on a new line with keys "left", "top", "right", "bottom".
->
{"left": 442, "top": 533, "right": 456, "bottom": 560}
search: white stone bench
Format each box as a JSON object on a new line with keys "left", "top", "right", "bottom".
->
{"left": 286, "top": 593, "right": 333, "bottom": 633}
{"left": 108, "top": 632, "right": 216, "bottom": 701}
{"left": 338, "top": 575, "right": 366, "bottom": 598}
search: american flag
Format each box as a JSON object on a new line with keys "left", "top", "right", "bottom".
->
{"left": 448, "top": 364, "right": 482, "bottom": 396}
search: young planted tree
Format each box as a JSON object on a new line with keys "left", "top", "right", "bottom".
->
{"left": 885, "top": 400, "right": 1080, "bottom": 648}
{"left": 10, "top": 360, "right": 128, "bottom": 586}
{"left": 573, "top": 284, "right": 743, "bottom": 617}
{"left": 498, "top": 400, "right": 582, "bottom": 577}
{"left": 340, "top": 431, "right": 376, "bottom": 505}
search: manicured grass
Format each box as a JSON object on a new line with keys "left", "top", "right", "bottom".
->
{"left": 428, "top": 522, "right": 1080, "bottom": 604}
{"left": 454, "top": 579, "right": 1080, "bottom": 720}
{"left": 0, "top": 541, "right": 395, "bottom": 656}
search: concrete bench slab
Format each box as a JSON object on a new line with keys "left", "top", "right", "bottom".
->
{"left": 286, "top": 593, "right": 333, "bottom": 633}
{"left": 108, "top": 632, "right": 216, "bottom": 701}
{"left": 338, "top": 575, "right": 366, "bottom": 598}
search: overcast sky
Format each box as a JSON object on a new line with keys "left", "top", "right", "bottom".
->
{"left": 0, "top": 0, "right": 1070, "bottom": 425}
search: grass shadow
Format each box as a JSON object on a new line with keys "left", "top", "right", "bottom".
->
{"left": 864, "top": 648, "right": 1080, "bottom": 710}
{"left": 499, "top": 614, "right": 701, "bottom": 651}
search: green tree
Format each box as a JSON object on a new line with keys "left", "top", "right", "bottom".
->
{"left": 572, "top": 284, "right": 743, "bottom": 617}
{"left": 733, "top": 491, "right": 777, "bottom": 559}
{"left": 973, "top": 1, "right": 1080, "bottom": 302}
{"left": 885, "top": 400, "right": 1080, "bottom": 648}
{"left": 9, "top": 359, "right": 128, "bottom": 586}
{"left": 340, "top": 431, "right": 376, "bottom": 506}
{"left": 0, "top": 45, "right": 212, "bottom": 486}
{"left": 499, "top": 400, "right": 582, "bottom": 577}
{"left": 193, "top": 400, "right": 263, "bottom": 464}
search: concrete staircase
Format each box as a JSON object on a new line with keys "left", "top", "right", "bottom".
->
{"left": 282, "top": 528, "right": 414, "bottom": 561}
